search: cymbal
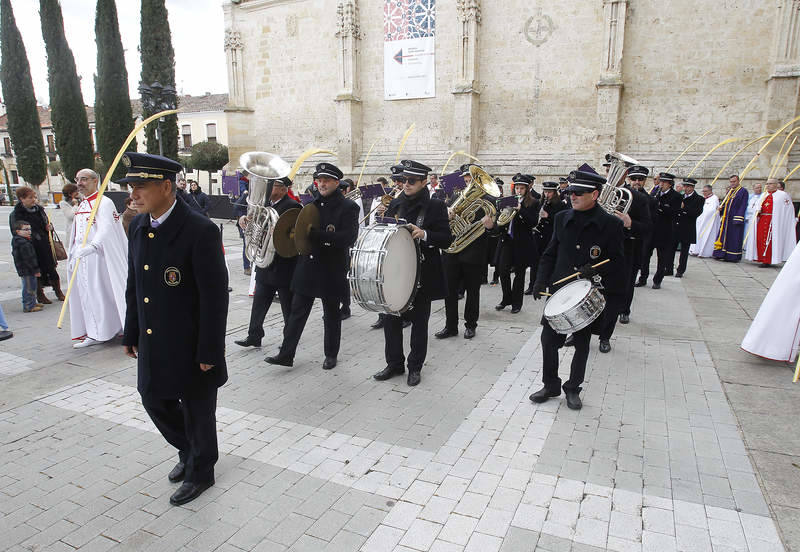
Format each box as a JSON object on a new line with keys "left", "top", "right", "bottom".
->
{"left": 273, "top": 208, "right": 300, "bottom": 257}
{"left": 294, "top": 203, "right": 320, "bottom": 256}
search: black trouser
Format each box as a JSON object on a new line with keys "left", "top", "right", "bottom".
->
{"left": 443, "top": 257, "right": 482, "bottom": 330}
{"left": 279, "top": 294, "right": 341, "bottom": 359}
{"left": 248, "top": 281, "right": 293, "bottom": 340}
{"left": 639, "top": 234, "right": 655, "bottom": 282}
{"left": 384, "top": 295, "right": 432, "bottom": 372}
{"left": 672, "top": 239, "right": 691, "bottom": 275}
{"left": 541, "top": 322, "right": 591, "bottom": 393}
{"left": 652, "top": 242, "right": 673, "bottom": 284}
{"left": 499, "top": 266, "right": 526, "bottom": 309}
{"left": 621, "top": 241, "right": 640, "bottom": 316}
{"left": 141, "top": 388, "right": 218, "bottom": 484}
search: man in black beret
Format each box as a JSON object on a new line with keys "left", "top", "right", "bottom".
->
{"left": 266, "top": 162, "right": 359, "bottom": 370}
{"left": 122, "top": 152, "right": 229, "bottom": 506}
{"left": 373, "top": 160, "right": 453, "bottom": 386}
{"left": 530, "top": 170, "right": 625, "bottom": 410}
{"left": 649, "top": 172, "right": 682, "bottom": 289}
{"left": 671, "top": 177, "right": 704, "bottom": 278}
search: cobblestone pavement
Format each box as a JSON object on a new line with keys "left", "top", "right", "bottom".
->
{"left": 0, "top": 207, "right": 795, "bottom": 551}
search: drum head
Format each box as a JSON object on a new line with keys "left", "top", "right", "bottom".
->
{"left": 381, "top": 227, "right": 419, "bottom": 312}
{"left": 544, "top": 279, "right": 593, "bottom": 317}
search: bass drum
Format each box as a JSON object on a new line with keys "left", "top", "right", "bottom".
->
{"left": 543, "top": 279, "right": 606, "bottom": 334}
{"left": 349, "top": 224, "right": 421, "bottom": 315}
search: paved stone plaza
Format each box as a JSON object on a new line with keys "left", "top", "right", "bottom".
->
{"left": 0, "top": 206, "right": 797, "bottom": 552}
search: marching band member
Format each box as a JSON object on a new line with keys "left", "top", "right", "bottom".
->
{"left": 671, "top": 178, "right": 704, "bottom": 277}
{"left": 235, "top": 177, "right": 301, "bottom": 348}
{"left": 265, "top": 163, "right": 359, "bottom": 370}
{"left": 373, "top": 160, "right": 453, "bottom": 386}
{"left": 530, "top": 170, "right": 625, "bottom": 410}
{"left": 526, "top": 181, "right": 569, "bottom": 295}
{"left": 485, "top": 174, "right": 539, "bottom": 313}
{"left": 649, "top": 172, "right": 682, "bottom": 289}
{"left": 635, "top": 174, "right": 661, "bottom": 286}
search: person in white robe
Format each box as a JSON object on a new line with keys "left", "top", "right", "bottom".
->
{"left": 69, "top": 169, "right": 129, "bottom": 348}
{"left": 744, "top": 179, "right": 797, "bottom": 264}
{"left": 689, "top": 185, "right": 720, "bottom": 257}
{"left": 742, "top": 240, "right": 800, "bottom": 362}
{"left": 743, "top": 182, "right": 761, "bottom": 245}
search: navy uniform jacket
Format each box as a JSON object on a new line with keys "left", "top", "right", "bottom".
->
{"left": 386, "top": 187, "right": 454, "bottom": 301}
{"left": 534, "top": 204, "right": 626, "bottom": 297}
{"left": 622, "top": 185, "right": 653, "bottom": 242}
{"left": 123, "top": 197, "right": 229, "bottom": 399}
{"left": 534, "top": 197, "right": 570, "bottom": 254}
{"left": 256, "top": 194, "right": 302, "bottom": 288}
{"left": 291, "top": 190, "right": 359, "bottom": 299}
{"left": 492, "top": 199, "right": 539, "bottom": 268}
{"left": 673, "top": 191, "right": 704, "bottom": 243}
{"left": 651, "top": 188, "right": 683, "bottom": 248}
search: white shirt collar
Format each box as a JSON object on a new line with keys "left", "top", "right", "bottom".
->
{"left": 151, "top": 198, "right": 178, "bottom": 226}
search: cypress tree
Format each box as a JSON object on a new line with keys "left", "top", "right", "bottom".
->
{"left": 0, "top": 0, "right": 47, "bottom": 188}
{"left": 140, "top": 0, "right": 178, "bottom": 160}
{"left": 39, "top": 0, "right": 94, "bottom": 183}
{"left": 94, "top": 0, "right": 135, "bottom": 182}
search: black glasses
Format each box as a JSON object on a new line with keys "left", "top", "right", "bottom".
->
{"left": 630, "top": 177, "right": 645, "bottom": 182}
{"left": 569, "top": 191, "right": 586, "bottom": 197}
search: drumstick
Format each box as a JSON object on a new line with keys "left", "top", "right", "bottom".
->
{"left": 551, "top": 259, "right": 611, "bottom": 287}
{"left": 538, "top": 292, "right": 552, "bottom": 297}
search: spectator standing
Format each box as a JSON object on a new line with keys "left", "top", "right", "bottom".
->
{"left": 59, "top": 183, "right": 80, "bottom": 252}
{"left": 122, "top": 197, "right": 138, "bottom": 236}
{"left": 0, "top": 304, "right": 12, "bottom": 340}
{"left": 11, "top": 221, "right": 42, "bottom": 312}
{"left": 9, "top": 187, "right": 64, "bottom": 303}
{"left": 189, "top": 180, "right": 210, "bottom": 216}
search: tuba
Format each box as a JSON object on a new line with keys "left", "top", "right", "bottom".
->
{"left": 599, "top": 152, "right": 637, "bottom": 216}
{"left": 446, "top": 165, "right": 501, "bottom": 253}
{"left": 240, "top": 151, "right": 292, "bottom": 268}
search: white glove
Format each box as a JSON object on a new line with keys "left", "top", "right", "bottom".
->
{"left": 75, "top": 244, "right": 98, "bottom": 259}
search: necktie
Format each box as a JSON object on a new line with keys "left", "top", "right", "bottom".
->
{"left": 151, "top": 219, "right": 160, "bottom": 228}
{"left": 509, "top": 217, "right": 514, "bottom": 238}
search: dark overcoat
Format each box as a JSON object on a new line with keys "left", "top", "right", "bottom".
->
{"left": 123, "top": 198, "right": 229, "bottom": 399}
{"left": 256, "top": 194, "right": 302, "bottom": 288}
{"left": 291, "top": 189, "right": 360, "bottom": 299}
{"left": 673, "top": 191, "right": 704, "bottom": 243}
{"left": 385, "top": 187, "right": 453, "bottom": 301}
{"left": 494, "top": 199, "right": 539, "bottom": 268}
{"left": 651, "top": 187, "right": 683, "bottom": 248}
{"left": 533, "top": 197, "right": 570, "bottom": 254}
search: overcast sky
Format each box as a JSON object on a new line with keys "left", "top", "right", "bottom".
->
{"left": 7, "top": 0, "right": 228, "bottom": 106}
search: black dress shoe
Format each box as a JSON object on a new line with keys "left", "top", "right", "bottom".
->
{"left": 564, "top": 334, "right": 575, "bottom": 347}
{"left": 402, "top": 319, "right": 412, "bottom": 329}
{"left": 373, "top": 365, "right": 404, "bottom": 380}
{"left": 340, "top": 310, "right": 351, "bottom": 321}
{"left": 265, "top": 354, "right": 293, "bottom": 367}
{"left": 234, "top": 336, "right": 262, "bottom": 348}
{"left": 169, "top": 480, "right": 214, "bottom": 506}
{"left": 599, "top": 339, "right": 611, "bottom": 353}
{"left": 435, "top": 327, "right": 458, "bottom": 339}
{"left": 322, "top": 357, "right": 337, "bottom": 370}
{"left": 407, "top": 371, "right": 421, "bottom": 386}
{"left": 652, "top": 283, "right": 661, "bottom": 289}
{"left": 675, "top": 272, "right": 683, "bottom": 278}
{"left": 168, "top": 462, "right": 185, "bottom": 483}
{"left": 511, "top": 307, "right": 521, "bottom": 314}
{"left": 634, "top": 279, "right": 647, "bottom": 287}
{"left": 759, "top": 263, "right": 772, "bottom": 268}
{"left": 0, "top": 330, "right": 13, "bottom": 342}
{"left": 529, "top": 386, "right": 561, "bottom": 403}
{"left": 524, "top": 288, "right": 534, "bottom": 296}
{"left": 371, "top": 317, "right": 385, "bottom": 330}
{"left": 619, "top": 313, "right": 630, "bottom": 324}
{"left": 495, "top": 303, "right": 508, "bottom": 311}
{"left": 565, "top": 391, "right": 582, "bottom": 410}
{"left": 464, "top": 328, "right": 476, "bottom": 339}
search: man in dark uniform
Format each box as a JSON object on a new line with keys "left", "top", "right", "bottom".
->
{"left": 527, "top": 181, "right": 569, "bottom": 295}
{"left": 531, "top": 170, "right": 625, "bottom": 410}
{"left": 338, "top": 179, "right": 354, "bottom": 320}
{"left": 436, "top": 164, "right": 492, "bottom": 340}
{"left": 486, "top": 174, "right": 539, "bottom": 313}
{"left": 122, "top": 153, "right": 229, "bottom": 506}
{"left": 373, "top": 161, "right": 453, "bottom": 386}
{"left": 558, "top": 177, "right": 570, "bottom": 203}
{"left": 235, "top": 177, "right": 301, "bottom": 347}
{"left": 617, "top": 166, "right": 652, "bottom": 325}
{"left": 636, "top": 174, "right": 661, "bottom": 286}
{"left": 596, "top": 165, "right": 652, "bottom": 350}
{"left": 671, "top": 178, "right": 704, "bottom": 278}
{"left": 266, "top": 163, "right": 359, "bottom": 370}
{"left": 650, "top": 172, "right": 683, "bottom": 289}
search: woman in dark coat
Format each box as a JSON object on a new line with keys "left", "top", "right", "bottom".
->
{"left": 189, "top": 181, "right": 210, "bottom": 216}
{"left": 9, "top": 187, "right": 64, "bottom": 303}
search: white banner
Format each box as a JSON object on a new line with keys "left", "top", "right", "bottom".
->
{"left": 384, "top": 1, "right": 436, "bottom": 101}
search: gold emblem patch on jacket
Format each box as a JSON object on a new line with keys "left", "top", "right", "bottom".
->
{"left": 164, "top": 267, "right": 181, "bottom": 286}
{"left": 326, "top": 224, "right": 336, "bottom": 232}
{"left": 589, "top": 245, "right": 601, "bottom": 259}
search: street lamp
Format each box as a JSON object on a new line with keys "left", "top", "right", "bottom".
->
{"left": 138, "top": 81, "right": 177, "bottom": 156}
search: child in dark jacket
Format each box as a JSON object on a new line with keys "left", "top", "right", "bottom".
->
{"left": 11, "top": 221, "right": 42, "bottom": 312}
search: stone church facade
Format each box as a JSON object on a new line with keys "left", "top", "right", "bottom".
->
{"left": 223, "top": 0, "right": 800, "bottom": 196}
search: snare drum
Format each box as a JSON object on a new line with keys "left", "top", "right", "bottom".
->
{"left": 349, "top": 224, "right": 421, "bottom": 315}
{"left": 543, "top": 279, "right": 606, "bottom": 334}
